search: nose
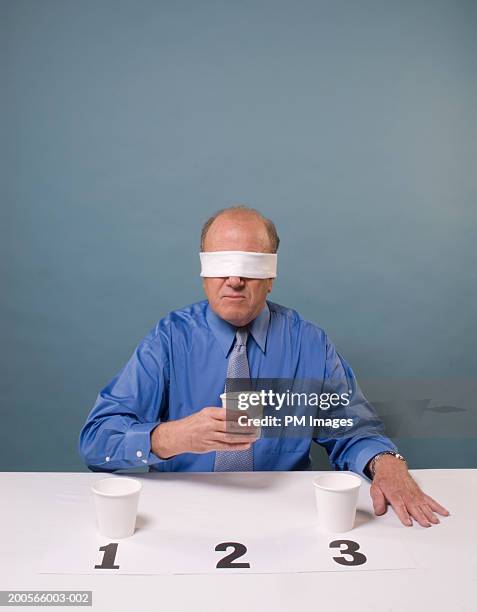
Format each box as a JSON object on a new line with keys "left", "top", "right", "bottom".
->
{"left": 227, "top": 276, "right": 245, "bottom": 288}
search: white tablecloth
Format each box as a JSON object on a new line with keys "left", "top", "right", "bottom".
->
{"left": 0, "top": 469, "right": 475, "bottom": 611}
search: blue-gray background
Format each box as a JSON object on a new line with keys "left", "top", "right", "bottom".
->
{"left": 2, "top": 0, "right": 476, "bottom": 472}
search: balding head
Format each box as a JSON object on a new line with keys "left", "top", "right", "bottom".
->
{"left": 201, "top": 205, "right": 279, "bottom": 253}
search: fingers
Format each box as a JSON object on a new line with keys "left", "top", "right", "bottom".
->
{"left": 214, "top": 420, "right": 232, "bottom": 434}
{"left": 408, "top": 496, "right": 449, "bottom": 527}
{"left": 215, "top": 432, "right": 258, "bottom": 445}
{"left": 212, "top": 414, "right": 258, "bottom": 437}
{"left": 394, "top": 498, "right": 439, "bottom": 528}
{"left": 194, "top": 407, "right": 258, "bottom": 453}
{"left": 207, "top": 429, "right": 257, "bottom": 452}
{"left": 407, "top": 502, "right": 433, "bottom": 528}
{"left": 206, "top": 407, "right": 227, "bottom": 420}
{"left": 388, "top": 493, "right": 440, "bottom": 527}
{"left": 424, "top": 494, "right": 450, "bottom": 516}
{"left": 419, "top": 503, "right": 440, "bottom": 525}
{"left": 388, "top": 494, "right": 412, "bottom": 527}
{"left": 370, "top": 484, "right": 387, "bottom": 516}
{"left": 383, "top": 492, "right": 450, "bottom": 528}
{"left": 406, "top": 491, "right": 450, "bottom": 527}
{"left": 209, "top": 417, "right": 257, "bottom": 439}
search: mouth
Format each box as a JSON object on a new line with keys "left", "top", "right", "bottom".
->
{"left": 222, "top": 295, "right": 246, "bottom": 300}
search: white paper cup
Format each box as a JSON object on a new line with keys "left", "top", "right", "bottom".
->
{"left": 92, "top": 477, "right": 142, "bottom": 539}
{"left": 313, "top": 472, "right": 361, "bottom": 532}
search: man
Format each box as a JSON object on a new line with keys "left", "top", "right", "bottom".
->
{"left": 79, "top": 205, "right": 449, "bottom": 528}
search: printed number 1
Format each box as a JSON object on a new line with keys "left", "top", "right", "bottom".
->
{"left": 94, "top": 543, "right": 119, "bottom": 569}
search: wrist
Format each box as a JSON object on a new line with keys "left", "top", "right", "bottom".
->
{"left": 367, "top": 451, "right": 407, "bottom": 479}
{"left": 151, "top": 421, "right": 182, "bottom": 458}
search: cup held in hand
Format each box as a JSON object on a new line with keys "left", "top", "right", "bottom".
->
{"left": 220, "top": 391, "right": 262, "bottom": 438}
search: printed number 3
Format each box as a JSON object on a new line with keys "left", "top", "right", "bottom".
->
{"left": 329, "top": 540, "right": 367, "bottom": 566}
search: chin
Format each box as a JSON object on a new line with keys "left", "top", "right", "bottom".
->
{"left": 218, "top": 305, "right": 251, "bottom": 327}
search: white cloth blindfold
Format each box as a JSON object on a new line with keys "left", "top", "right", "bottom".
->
{"left": 200, "top": 251, "right": 277, "bottom": 279}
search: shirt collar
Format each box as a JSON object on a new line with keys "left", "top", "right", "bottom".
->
{"left": 205, "top": 301, "right": 270, "bottom": 357}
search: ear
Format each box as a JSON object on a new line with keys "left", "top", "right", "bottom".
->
{"left": 267, "top": 278, "right": 274, "bottom": 293}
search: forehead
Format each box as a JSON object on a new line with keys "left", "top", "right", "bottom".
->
{"left": 204, "top": 213, "right": 270, "bottom": 252}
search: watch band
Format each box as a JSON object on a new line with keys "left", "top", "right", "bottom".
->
{"left": 368, "top": 451, "right": 406, "bottom": 479}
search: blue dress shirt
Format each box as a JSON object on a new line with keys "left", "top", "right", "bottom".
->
{"left": 79, "top": 300, "right": 397, "bottom": 476}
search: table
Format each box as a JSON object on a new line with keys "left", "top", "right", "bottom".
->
{"left": 0, "top": 470, "right": 475, "bottom": 611}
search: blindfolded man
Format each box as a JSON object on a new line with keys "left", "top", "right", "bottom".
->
{"left": 79, "top": 205, "right": 449, "bottom": 527}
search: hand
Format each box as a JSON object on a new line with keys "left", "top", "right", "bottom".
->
{"left": 369, "top": 455, "right": 450, "bottom": 527}
{"left": 150, "top": 407, "right": 257, "bottom": 458}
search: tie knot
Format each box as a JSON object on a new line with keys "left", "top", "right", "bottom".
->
{"left": 235, "top": 328, "right": 249, "bottom": 347}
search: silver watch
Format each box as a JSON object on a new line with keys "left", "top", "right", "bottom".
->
{"left": 368, "top": 451, "right": 406, "bottom": 479}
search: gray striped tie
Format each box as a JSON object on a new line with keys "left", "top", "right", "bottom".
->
{"left": 214, "top": 327, "right": 254, "bottom": 471}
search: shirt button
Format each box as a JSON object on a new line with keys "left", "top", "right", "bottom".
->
{"left": 105, "top": 456, "right": 110, "bottom": 462}
{"left": 136, "top": 450, "right": 143, "bottom": 458}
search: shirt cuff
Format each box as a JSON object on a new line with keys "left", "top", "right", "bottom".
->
{"left": 124, "top": 421, "right": 171, "bottom": 466}
{"left": 349, "top": 436, "right": 398, "bottom": 480}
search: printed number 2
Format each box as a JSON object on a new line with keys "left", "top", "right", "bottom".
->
{"left": 215, "top": 542, "right": 251, "bottom": 568}
{"left": 329, "top": 540, "right": 367, "bottom": 566}
{"left": 94, "top": 543, "right": 119, "bottom": 569}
